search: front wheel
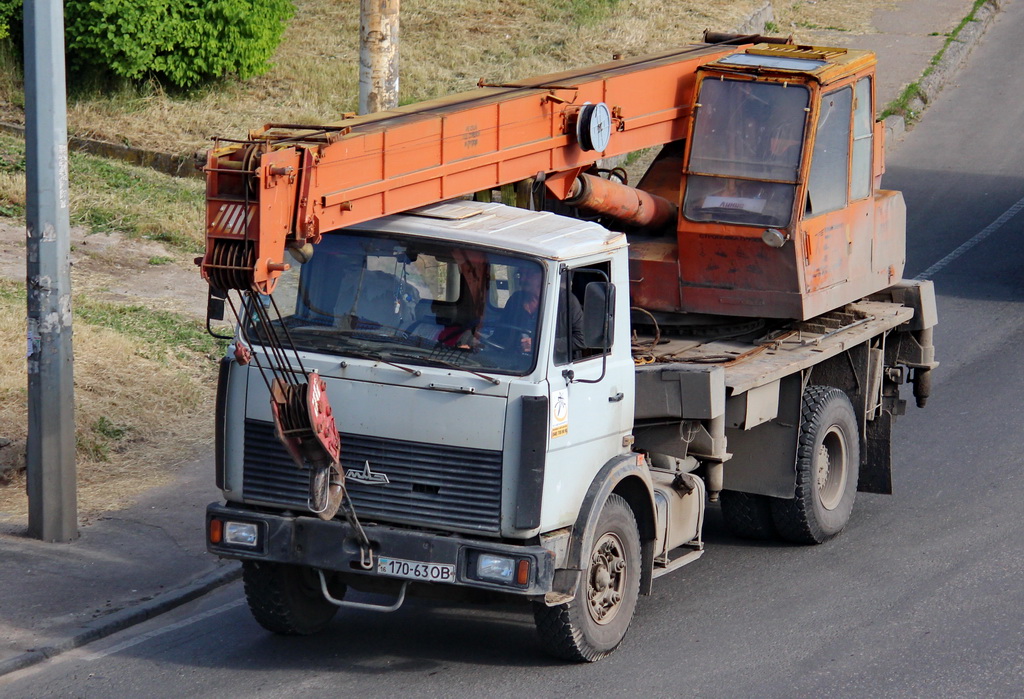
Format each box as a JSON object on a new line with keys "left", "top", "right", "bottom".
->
{"left": 534, "top": 494, "right": 641, "bottom": 662}
{"left": 242, "top": 561, "right": 343, "bottom": 635}
{"left": 771, "top": 386, "right": 860, "bottom": 544}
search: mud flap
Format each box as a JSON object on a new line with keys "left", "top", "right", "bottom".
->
{"left": 862, "top": 408, "right": 894, "bottom": 494}
{"left": 545, "top": 569, "right": 582, "bottom": 605}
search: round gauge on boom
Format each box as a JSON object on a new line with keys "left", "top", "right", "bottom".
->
{"left": 577, "top": 102, "right": 613, "bottom": 152}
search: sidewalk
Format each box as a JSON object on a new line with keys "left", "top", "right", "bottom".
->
{"left": 0, "top": 456, "right": 238, "bottom": 675}
{"left": 0, "top": 0, "right": 1000, "bottom": 678}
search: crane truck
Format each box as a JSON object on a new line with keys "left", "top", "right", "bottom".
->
{"left": 201, "top": 35, "right": 938, "bottom": 662}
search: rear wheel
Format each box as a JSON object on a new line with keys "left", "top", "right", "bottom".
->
{"left": 534, "top": 494, "right": 641, "bottom": 662}
{"left": 242, "top": 561, "right": 344, "bottom": 635}
{"left": 720, "top": 489, "right": 777, "bottom": 540}
{"left": 771, "top": 386, "right": 860, "bottom": 544}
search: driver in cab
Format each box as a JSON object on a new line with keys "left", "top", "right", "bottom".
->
{"left": 502, "top": 265, "right": 543, "bottom": 353}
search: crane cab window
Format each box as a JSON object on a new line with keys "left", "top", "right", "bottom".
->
{"left": 851, "top": 77, "right": 874, "bottom": 201}
{"left": 805, "top": 86, "right": 852, "bottom": 216}
{"left": 683, "top": 78, "right": 810, "bottom": 228}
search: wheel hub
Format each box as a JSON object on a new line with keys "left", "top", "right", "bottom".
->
{"left": 587, "top": 533, "right": 627, "bottom": 625}
{"left": 815, "top": 425, "right": 848, "bottom": 511}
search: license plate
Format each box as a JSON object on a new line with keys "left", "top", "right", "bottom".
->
{"left": 377, "top": 556, "right": 456, "bottom": 583}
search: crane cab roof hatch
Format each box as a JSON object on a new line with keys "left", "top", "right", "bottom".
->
{"left": 707, "top": 43, "right": 875, "bottom": 83}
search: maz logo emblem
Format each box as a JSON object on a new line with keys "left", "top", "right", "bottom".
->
{"left": 345, "top": 460, "right": 390, "bottom": 485}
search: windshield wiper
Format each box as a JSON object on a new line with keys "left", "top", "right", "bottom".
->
{"left": 338, "top": 349, "right": 422, "bottom": 376}
{"left": 391, "top": 352, "right": 500, "bottom": 385}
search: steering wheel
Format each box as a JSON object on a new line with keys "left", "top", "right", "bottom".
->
{"left": 479, "top": 325, "right": 533, "bottom": 353}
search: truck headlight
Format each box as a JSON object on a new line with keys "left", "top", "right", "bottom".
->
{"left": 476, "top": 553, "right": 516, "bottom": 583}
{"left": 224, "top": 521, "right": 259, "bottom": 547}
{"left": 468, "top": 552, "right": 532, "bottom": 587}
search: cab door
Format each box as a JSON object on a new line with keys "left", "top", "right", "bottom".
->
{"left": 539, "top": 260, "right": 634, "bottom": 529}
{"left": 800, "top": 77, "right": 876, "bottom": 307}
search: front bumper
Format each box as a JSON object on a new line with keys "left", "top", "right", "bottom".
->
{"left": 207, "top": 502, "right": 555, "bottom": 596}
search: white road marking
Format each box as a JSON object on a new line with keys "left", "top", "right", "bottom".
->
{"left": 915, "top": 194, "right": 1024, "bottom": 280}
{"left": 82, "top": 598, "right": 245, "bottom": 661}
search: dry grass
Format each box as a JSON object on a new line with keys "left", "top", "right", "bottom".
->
{"left": 0, "top": 291, "right": 215, "bottom": 521}
{"left": 0, "top": 301, "right": 25, "bottom": 495}
{"left": 0, "top": 132, "right": 205, "bottom": 252}
{"left": 1, "top": 0, "right": 777, "bottom": 157}
{"left": 0, "top": 169, "right": 20, "bottom": 207}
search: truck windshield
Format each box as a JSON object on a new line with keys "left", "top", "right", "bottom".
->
{"left": 248, "top": 231, "right": 545, "bottom": 375}
{"left": 683, "top": 78, "right": 810, "bottom": 228}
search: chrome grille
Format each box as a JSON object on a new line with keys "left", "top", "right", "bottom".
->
{"left": 243, "top": 419, "right": 503, "bottom": 533}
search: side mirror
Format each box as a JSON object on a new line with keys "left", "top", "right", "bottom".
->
{"left": 205, "top": 286, "right": 235, "bottom": 340}
{"left": 582, "top": 281, "right": 614, "bottom": 349}
{"left": 207, "top": 286, "right": 227, "bottom": 321}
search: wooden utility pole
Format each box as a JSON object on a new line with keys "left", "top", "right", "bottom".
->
{"left": 24, "top": 1, "right": 77, "bottom": 541}
{"left": 359, "top": 0, "right": 400, "bottom": 114}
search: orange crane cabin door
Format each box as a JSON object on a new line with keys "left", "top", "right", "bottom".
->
{"left": 798, "top": 73, "right": 896, "bottom": 318}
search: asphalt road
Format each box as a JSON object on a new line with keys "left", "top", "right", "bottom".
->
{"left": 4, "top": 5, "right": 1024, "bottom": 697}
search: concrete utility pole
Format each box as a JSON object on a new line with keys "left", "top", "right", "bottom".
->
{"left": 24, "top": 1, "right": 77, "bottom": 542}
{"left": 359, "top": 0, "right": 400, "bottom": 114}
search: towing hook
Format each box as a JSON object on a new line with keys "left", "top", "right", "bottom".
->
{"left": 360, "top": 545, "right": 375, "bottom": 570}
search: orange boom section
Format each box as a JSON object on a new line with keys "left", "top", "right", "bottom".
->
{"left": 200, "top": 43, "right": 741, "bottom": 294}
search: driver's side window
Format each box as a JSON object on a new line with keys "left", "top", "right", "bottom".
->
{"left": 555, "top": 263, "right": 610, "bottom": 365}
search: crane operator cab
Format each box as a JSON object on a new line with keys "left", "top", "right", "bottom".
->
{"left": 659, "top": 44, "right": 906, "bottom": 321}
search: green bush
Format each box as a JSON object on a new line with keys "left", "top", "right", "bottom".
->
{"left": 0, "top": 1, "right": 20, "bottom": 41}
{"left": 3, "top": 0, "right": 294, "bottom": 89}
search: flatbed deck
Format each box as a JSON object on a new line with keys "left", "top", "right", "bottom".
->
{"left": 633, "top": 300, "right": 914, "bottom": 421}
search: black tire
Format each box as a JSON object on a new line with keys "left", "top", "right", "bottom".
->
{"left": 720, "top": 489, "right": 777, "bottom": 540}
{"left": 771, "top": 385, "right": 860, "bottom": 544}
{"left": 242, "top": 561, "right": 343, "bottom": 635}
{"left": 534, "top": 494, "right": 641, "bottom": 662}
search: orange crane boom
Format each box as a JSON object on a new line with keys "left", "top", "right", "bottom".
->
{"left": 201, "top": 43, "right": 743, "bottom": 294}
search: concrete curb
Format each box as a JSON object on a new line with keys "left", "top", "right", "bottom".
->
{"left": 885, "top": 0, "right": 1001, "bottom": 147}
{"left": 917, "top": 0, "right": 1001, "bottom": 106}
{"left": 0, "top": 121, "right": 201, "bottom": 179}
{"left": 734, "top": 0, "right": 775, "bottom": 35}
{"left": 0, "top": 562, "right": 241, "bottom": 677}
